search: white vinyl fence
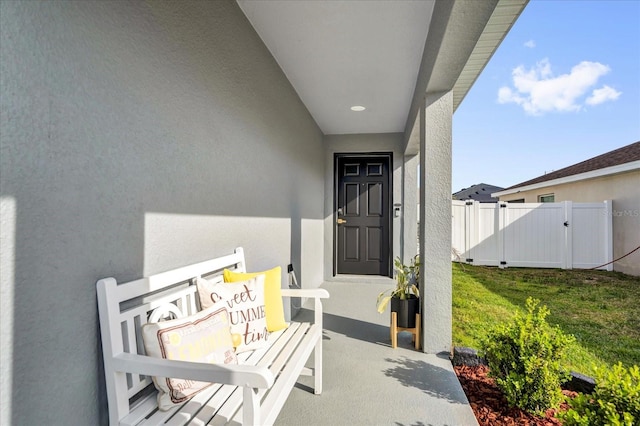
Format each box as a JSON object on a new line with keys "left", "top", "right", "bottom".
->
{"left": 451, "top": 200, "right": 613, "bottom": 270}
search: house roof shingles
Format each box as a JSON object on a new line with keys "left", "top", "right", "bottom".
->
{"left": 453, "top": 183, "right": 504, "bottom": 202}
{"left": 503, "top": 141, "right": 640, "bottom": 191}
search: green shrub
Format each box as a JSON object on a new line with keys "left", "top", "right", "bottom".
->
{"left": 480, "top": 297, "right": 575, "bottom": 415}
{"left": 561, "top": 363, "right": 640, "bottom": 426}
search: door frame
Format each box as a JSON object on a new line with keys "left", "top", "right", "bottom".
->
{"left": 333, "top": 152, "right": 393, "bottom": 277}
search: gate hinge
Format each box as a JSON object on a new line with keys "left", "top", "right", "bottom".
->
{"left": 500, "top": 261, "right": 507, "bottom": 265}
{"left": 500, "top": 203, "right": 507, "bottom": 208}
{"left": 465, "top": 201, "right": 473, "bottom": 206}
{"left": 466, "top": 258, "right": 473, "bottom": 263}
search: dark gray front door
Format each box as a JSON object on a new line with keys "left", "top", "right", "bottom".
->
{"left": 335, "top": 154, "right": 391, "bottom": 276}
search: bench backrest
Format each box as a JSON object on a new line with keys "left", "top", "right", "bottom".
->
{"left": 97, "top": 247, "right": 248, "bottom": 424}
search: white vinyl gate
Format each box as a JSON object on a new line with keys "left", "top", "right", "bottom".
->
{"left": 451, "top": 200, "right": 613, "bottom": 270}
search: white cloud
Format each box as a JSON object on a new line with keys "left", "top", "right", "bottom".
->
{"left": 524, "top": 39, "right": 536, "bottom": 48}
{"left": 497, "top": 59, "right": 621, "bottom": 115}
{"left": 586, "top": 85, "right": 621, "bottom": 105}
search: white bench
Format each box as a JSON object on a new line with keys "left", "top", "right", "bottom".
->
{"left": 97, "top": 247, "right": 329, "bottom": 425}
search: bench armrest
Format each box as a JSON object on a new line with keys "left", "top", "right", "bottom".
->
{"left": 280, "top": 288, "right": 329, "bottom": 298}
{"left": 280, "top": 287, "right": 328, "bottom": 326}
{"left": 112, "top": 352, "right": 275, "bottom": 388}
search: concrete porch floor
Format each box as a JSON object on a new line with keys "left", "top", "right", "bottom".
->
{"left": 276, "top": 280, "right": 478, "bottom": 426}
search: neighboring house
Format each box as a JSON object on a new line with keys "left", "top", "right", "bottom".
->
{"left": 494, "top": 141, "right": 640, "bottom": 276}
{"left": 0, "top": 1, "right": 527, "bottom": 424}
{"left": 453, "top": 183, "right": 504, "bottom": 203}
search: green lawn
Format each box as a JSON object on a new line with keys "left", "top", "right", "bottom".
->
{"left": 452, "top": 263, "right": 640, "bottom": 375}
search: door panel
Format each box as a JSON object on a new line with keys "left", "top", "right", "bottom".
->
{"left": 344, "top": 183, "right": 360, "bottom": 216}
{"left": 344, "top": 227, "right": 360, "bottom": 260}
{"left": 366, "top": 227, "right": 382, "bottom": 261}
{"left": 368, "top": 183, "right": 383, "bottom": 216}
{"left": 336, "top": 155, "right": 391, "bottom": 275}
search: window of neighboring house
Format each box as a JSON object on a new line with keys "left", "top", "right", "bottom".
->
{"left": 538, "top": 194, "right": 555, "bottom": 203}
{"left": 508, "top": 198, "right": 525, "bottom": 203}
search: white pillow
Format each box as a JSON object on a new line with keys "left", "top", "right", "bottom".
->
{"left": 142, "top": 303, "right": 237, "bottom": 410}
{"left": 196, "top": 275, "right": 269, "bottom": 353}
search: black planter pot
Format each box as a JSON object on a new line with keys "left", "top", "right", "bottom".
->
{"left": 390, "top": 296, "right": 419, "bottom": 328}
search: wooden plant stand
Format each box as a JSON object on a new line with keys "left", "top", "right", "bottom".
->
{"left": 391, "top": 312, "right": 421, "bottom": 350}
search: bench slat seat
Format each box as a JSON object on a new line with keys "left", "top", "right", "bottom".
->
{"left": 98, "top": 247, "right": 328, "bottom": 425}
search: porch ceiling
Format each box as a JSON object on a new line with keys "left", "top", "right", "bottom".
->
{"left": 237, "top": 0, "right": 528, "bottom": 137}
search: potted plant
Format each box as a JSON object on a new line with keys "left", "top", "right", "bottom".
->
{"left": 376, "top": 255, "right": 420, "bottom": 328}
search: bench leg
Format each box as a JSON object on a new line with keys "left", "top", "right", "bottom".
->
{"left": 314, "top": 297, "right": 324, "bottom": 395}
{"left": 314, "top": 338, "right": 322, "bottom": 394}
{"left": 243, "top": 387, "right": 260, "bottom": 426}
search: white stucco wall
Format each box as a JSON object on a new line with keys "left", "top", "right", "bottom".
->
{"left": 322, "top": 133, "right": 405, "bottom": 281}
{"left": 500, "top": 171, "right": 640, "bottom": 276}
{"left": 0, "top": 1, "right": 324, "bottom": 424}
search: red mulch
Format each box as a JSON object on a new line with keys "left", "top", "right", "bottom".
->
{"left": 454, "top": 365, "right": 577, "bottom": 426}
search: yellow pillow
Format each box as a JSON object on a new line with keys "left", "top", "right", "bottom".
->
{"left": 223, "top": 266, "right": 287, "bottom": 332}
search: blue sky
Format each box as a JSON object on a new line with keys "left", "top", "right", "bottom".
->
{"left": 452, "top": 0, "right": 640, "bottom": 192}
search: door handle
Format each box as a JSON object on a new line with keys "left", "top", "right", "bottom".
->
{"left": 336, "top": 218, "right": 347, "bottom": 225}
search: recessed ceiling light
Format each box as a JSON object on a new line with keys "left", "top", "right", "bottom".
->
{"left": 350, "top": 105, "right": 366, "bottom": 112}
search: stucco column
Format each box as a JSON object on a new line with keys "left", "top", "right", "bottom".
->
{"left": 419, "top": 91, "right": 453, "bottom": 354}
